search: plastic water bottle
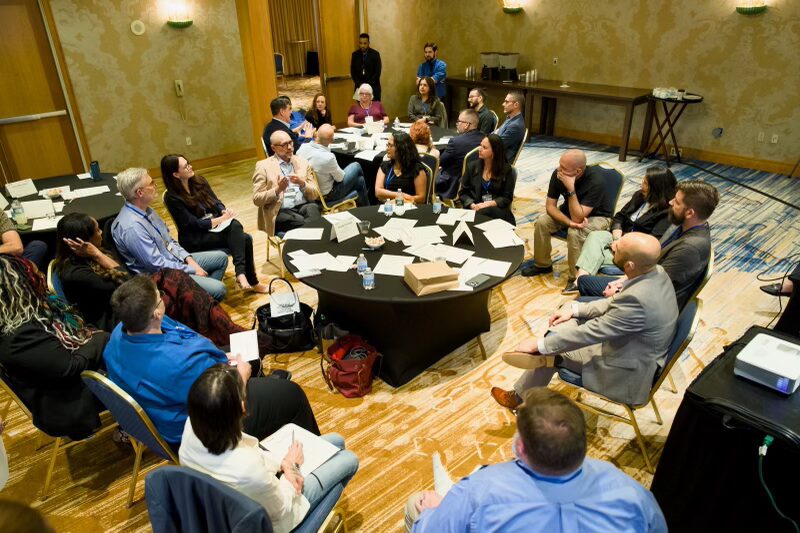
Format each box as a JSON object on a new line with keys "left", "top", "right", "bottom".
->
{"left": 396, "top": 188, "right": 404, "bottom": 207}
{"left": 394, "top": 116, "right": 400, "bottom": 129}
{"left": 362, "top": 268, "right": 375, "bottom": 290}
{"left": 356, "top": 253, "right": 368, "bottom": 275}
{"left": 384, "top": 198, "right": 393, "bottom": 216}
{"left": 11, "top": 199, "right": 27, "bottom": 226}
{"left": 432, "top": 195, "right": 442, "bottom": 214}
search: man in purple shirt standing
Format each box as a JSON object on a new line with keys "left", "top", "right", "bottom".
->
{"left": 112, "top": 167, "right": 228, "bottom": 301}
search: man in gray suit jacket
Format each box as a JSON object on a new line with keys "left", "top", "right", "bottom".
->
{"left": 492, "top": 233, "right": 679, "bottom": 409}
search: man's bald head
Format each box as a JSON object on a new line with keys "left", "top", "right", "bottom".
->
{"left": 614, "top": 232, "right": 661, "bottom": 277}
{"left": 316, "top": 124, "right": 335, "bottom": 146}
{"left": 270, "top": 130, "right": 291, "bottom": 145}
{"left": 270, "top": 130, "right": 293, "bottom": 161}
{"left": 559, "top": 149, "right": 587, "bottom": 177}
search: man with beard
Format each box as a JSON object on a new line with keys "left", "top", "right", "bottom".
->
{"left": 576, "top": 180, "right": 718, "bottom": 310}
{"left": 416, "top": 42, "right": 447, "bottom": 99}
{"left": 491, "top": 232, "right": 678, "bottom": 411}
{"left": 467, "top": 88, "right": 496, "bottom": 134}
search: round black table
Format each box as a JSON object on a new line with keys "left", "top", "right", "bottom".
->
{"left": 282, "top": 205, "right": 524, "bottom": 386}
{"left": 14, "top": 172, "right": 123, "bottom": 254}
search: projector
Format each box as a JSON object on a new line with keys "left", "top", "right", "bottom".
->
{"left": 734, "top": 333, "right": 800, "bottom": 395}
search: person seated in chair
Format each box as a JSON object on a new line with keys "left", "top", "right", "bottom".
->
{"left": 492, "top": 233, "right": 678, "bottom": 411}
{"left": 0, "top": 210, "right": 47, "bottom": 271}
{"left": 467, "top": 87, "right": 496, "bottom": 135}
{"left": 0, "top": 255, "right": 107, "bottom": 441}
{"left": 436, "top": 109, "right": 484, "bottom": 200}
{"left": 103, "top": 275, "right": 320, "bottom": 448}
{"left": 375, "top": 132, "right": 427, "bottom": 205}
{"left": 262, "top": 97, "right": 313, "bottom": 156}
{"left": 406, "top": 389, "right": 666, "bottom": 533}
{"left": 409, "top": 119, "right": 440, "bottom": 159}
{"left": 459, "top": 134, "right": 516, "bottom": 226}
{"left": 253, "top": 131, "right": 322, "bottom": 237}
{"left": 180, "top": 364, "right": 359, "bottom": 533}
{"left": 495, "top": 91, "right": 525, "bottom": 163}
{"left": 347, "top": 84, "right": 389, "bottom": 127}
{"left": 578, "top": 180, "right": 718, "bottom": 310}
{"left": 408, "top": 77, "right": 446, "bottom": 128}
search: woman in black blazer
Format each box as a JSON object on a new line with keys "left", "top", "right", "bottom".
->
{"left": 458, "top": 134, "right": 516, "bottom": 225}
{"left": 161, "top": 154, "right": 266, "bottom": 292}
{"left": 575, "top": 165, "right": 676, "bottom": 278}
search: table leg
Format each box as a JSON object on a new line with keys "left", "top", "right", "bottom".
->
{"left": 656, "top": 102, "right": 673, "bottom": 165}
{"left": 546, "top": 98, "right": 557, "bottom": 135}
{"left": 619, "top": 103, "right": 635, "bottom": 162}
{"left": 640, "top": 100, "right": 654, "bottom": 154}
{"left": 663, "top": 102, "right": 688, "bottom": 163}
{"left": 539, "top": 97, "right": 550, "bottom": 134}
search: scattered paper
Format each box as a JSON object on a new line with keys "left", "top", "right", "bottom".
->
{"left": 475, "top": 218, "right": 516, "bottom": 233}
{"left": 77, "top": 172, "right": 92, "bottom": 180}
{"left": 325, "top": 255, "right": 357, "bottom": 272}
{"left": 401, "top": 225, "right": 446, "bottom": 246}
{"left": 283, "top": 228, "right": 324, "bottom": 241}
{"left": 337, "top": 127, "right": 363, "bottom": 134}
{"left": 260, "top": 423, "right": 340, "bottom": 477}
{"left": 434, "top": 136, "right": 453, "bottom": 146}
{"left": 403, "top": 243, "right": 442, "bottom": 261}
{"left": 229, "top": 330, "right": 259, "bottom": 362}
{"left": 329, "top": 142, "right": 346, "bottom": 150}
{"left": 330, "top": 218, "right": 359, "bottom": 242}
{"left": 21, "top": 199, "right": 55, "bottom": 219}
{"left": 452, "top": 220, "right": 475, "bottom": 246}
{"left": 0, "top": 192, "right": 8, "bottom": 210}
{"left": 6, "top": 179, "right": 38, "bottom": 198}
{"left": 209, "top": 218, "right": 232, "bottom": 233}
{"left": 291, "top": 251, "right": 336, "bottom": 271}
{"left": 61, "top": 185, "right": 110, "bottom": 200}
{"left": 31, "top": 216, "right": 63, "bottom": 231}
{"left": 437, "top": 208, "right": 476, "bottom": 225}
{"left": 483, "top": 230, "right": 525, "bottom": 248}
{"left": 39, "top": 185, "right": 71, "bottom": 198}
{"left": 287, "top": 249, "right": 309, "bottom": 259}
{"left": 383, "top": 218, "right": 417, "bottom": 230}
{"left": 460, "top": 256, "right": 512, "bottom": 278}
{"left": 430, "top": 244, "right": 475, "bottom": 265}
{"left": 323, "top": 211, "right": 360, "bottom": 224}
{"left": 354, "top": 149, "right": 382, "bottom": 161}
{"left": 54, "top": 202, "right": 65, "bottom": 213}
{"left": 373, "top": 254, "right": 414, "bottom": 276}
{"left": 374, "top": 226, "right": 408, "bottom": 243}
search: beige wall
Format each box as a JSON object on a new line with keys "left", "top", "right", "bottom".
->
{"left": 371, "top": 0, "right": 798, "bottom": 169}
{"left": 50, "top": 0, "right": 253, "bottom": 172}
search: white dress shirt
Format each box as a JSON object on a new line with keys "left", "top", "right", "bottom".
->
{"left": 297, "top": 141, "right": 344, "bottom": 196}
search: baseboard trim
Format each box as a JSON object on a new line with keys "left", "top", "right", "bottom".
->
{"left": 553, "top": 128, "right": 795, "bottom": 176}
{"left": 147, "top": 147, "right": 258, "bottom": 176}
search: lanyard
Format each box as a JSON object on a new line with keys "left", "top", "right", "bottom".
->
{"left": 422, "top": 102, "right": 429, "bottom": 114}
{"left": 361, "top": 103, "right": 372, "bottom": 119}
{"left": 125, "top": 204, "right": 169, "bottom": 242}
{"left": 482, "top": 179, "right": 491, "bottom": 194}
{"left": 662, "top": 223, "right": 705, "bottom": 248}
{"left": 385, "top": 167, "right": 396, "bottom": 188}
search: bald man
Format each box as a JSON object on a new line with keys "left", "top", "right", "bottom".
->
{"left": 493, "top": 232, "right": 678, "bottom": 410}
{"left": 297, "top": 124, "right": 369, "bottom": 207}
{"left": 523, "top": 149, "right": 615, "bottom": 290}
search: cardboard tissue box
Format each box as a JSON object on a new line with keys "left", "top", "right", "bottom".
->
{"left": 404, "top": 261, "right": 459, "bottom": 296}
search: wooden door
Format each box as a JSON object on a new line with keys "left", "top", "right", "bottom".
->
{"left": 0, "top": 0, "right": 85, "bottom": 184}
{"left": 317, "top": 0, "right": 358, "bottom": 128}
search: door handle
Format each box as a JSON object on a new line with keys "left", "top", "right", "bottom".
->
{"left": 0, "top": 110, "right": 67, "bottom": 125}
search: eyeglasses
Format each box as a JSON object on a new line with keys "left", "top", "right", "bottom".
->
{"left": 271, "top": 141, "right": 293, "bottom": 149}
{"left": 456, "top": 120, "right": 473, "bottom": 126}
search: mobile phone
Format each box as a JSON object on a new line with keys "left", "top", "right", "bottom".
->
{"left": 466, "top": 274, "right": 491, "bottom": 288}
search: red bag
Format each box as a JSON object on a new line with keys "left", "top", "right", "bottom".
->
{"left": 320, "top": 335, "right": 380, "bottom": 398}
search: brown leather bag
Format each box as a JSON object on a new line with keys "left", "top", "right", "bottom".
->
{"left": 320, "top": 335, "right": 380, "bottom": 398}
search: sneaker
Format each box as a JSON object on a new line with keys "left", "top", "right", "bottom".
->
{"left": 520, "top": 264, "right": 553, "bottom": 277}
{"left": 562, "top": 281, "right": 578, "bottom": 295}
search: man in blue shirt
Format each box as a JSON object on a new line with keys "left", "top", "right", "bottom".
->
{"left": 103, "top": 275, "right": 320, "bottom": 445}
{"left": 416, "top": 42, "right": 447, "bottom": 99}
{"left": 405, "top": 389, "right": 666, "bottom": 532}
{"left": 112, "top": 167, "right": 228, "bottom": 301}
{"left": 496, "top": 91, "right": 526, "bottom": 163}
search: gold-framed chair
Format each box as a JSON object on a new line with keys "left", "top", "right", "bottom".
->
{"left": 442, "top": 146, "right": 478, "bottom": 209}
{"left": 556, "top": 297, "right": 702, "bottom": 473}
{"left": 419, "top": 152, "right": 440, "bottom": 204}
{"left": 312, "top": 169, "right": 359, "bottom": 215}
{"left": 511, "top": 128, "right": 529, "bottom": 166}
{"left": 490, "top": 110, "right": 499, "bottom": 132}
{"left": 46, "top": 260, "right": 66, "bottom": 299}
{"left": 81, "top": 371, "right": 179, "bottom": 507}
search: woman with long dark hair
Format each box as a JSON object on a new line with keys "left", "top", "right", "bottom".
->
{"left": 304, "top": 93, "right": 332, "bottom": 130}
{"left": 573, "top": 165, "right": 677, "bottom": 282}
{"left": 408, "top": 77, "right": 446, "bottom": 127}
{"left": 0, "top": 255, "right": 106, "bottom": 440}
{"left": 459, "top": 134, "right": 517, "bottom": 225}
{"left": 161, "top": 154, "right": 266, "bottom": 293}
{"left": 179, "top": 364, "right": 358, "bottom": 533}
{"left": 375, "top": 131, "right": 427, "bottom": 204}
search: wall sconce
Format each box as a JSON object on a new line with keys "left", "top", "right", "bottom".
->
{"left": 165, "top": 1, "right": 193, "bottom": 28}
{"left": 502, "top": 1, "right": 523, "bottom": 14}
{"left": 736, "top": 1, "right": 767, "bottom": 15}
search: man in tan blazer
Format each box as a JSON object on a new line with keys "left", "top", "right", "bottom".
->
{"left": 253, "top": 130, "right": 321, "bottom": 236}
{"left": 493, "top": 232, "right": 678, "bottom": 409}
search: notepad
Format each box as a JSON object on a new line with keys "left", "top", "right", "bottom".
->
{"left": 260, "top": 423, "right": 340, "bottom": 477}
{"left": 209, "top": 218, "right": 232, "bottom": 233}
{"left": 373, "top": 254, "right": 414, "bottom": 276}
{"left": 229, "top": 330, "right": 259, "bottom": 361}
{"left": 283, "top": 228, "right": 324, "bottom": 240}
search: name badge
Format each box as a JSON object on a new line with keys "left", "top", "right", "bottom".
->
{"left": 482, "top": 194, "right": 493, "bottom": 203}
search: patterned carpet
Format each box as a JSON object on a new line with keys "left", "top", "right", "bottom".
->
{"left": 0, "top": 136, "right": 796, "bottom": 531}
{"left": 281, "top": 75, "right": 323, "bottom": 113}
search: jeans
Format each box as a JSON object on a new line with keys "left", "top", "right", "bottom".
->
{"left": 188, "top": 250, "right": 228, "bottom": 301}
{"left": 22, "top": 240, "right": 48, "bottom": 271}
{"left": 327, "top": 162, "right": 369, "bottom": 206}
{"left": 302, "top": 433, "right": 359, "bottom": 508}
{"left": 577, "top": 274, "right": 619, "bottom": 297}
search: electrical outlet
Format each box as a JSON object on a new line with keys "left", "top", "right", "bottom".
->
{"left": 185, "top": 136, "right": 192, "bottom": 146}
{"left": 669, "top": 147, "right": 683, "bottom": 158}
{"left": 552, "top": 57, "right": 558, "bottom": 65}
{"left": 757, "top": 132, "right": 765, "bottom": 142}
{"left": 771, "top": 134, "right": 779, "bottom": 144}
{"left": 174, "top": 79, "right": 184, "bottom": 97}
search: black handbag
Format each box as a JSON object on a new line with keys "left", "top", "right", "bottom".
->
{"left": 253, "top": 278, "right": 317, "bottom": 353}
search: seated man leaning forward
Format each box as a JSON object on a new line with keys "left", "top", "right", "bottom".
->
{"left": 103, "top": 275, "right": 320, "bottom": 448}
{"left": 406, "top": 389, "right": 667, "bottom": 533}
{"left": 297, "top": 124, "right": 370, "bottom": 207}
{"left": 494, "top": 233, "right": 678, "bottom": 411}
{"left": 253, "top": 130, "right": 322, "bottom": 236}
{"left": 522, "top": 149, "right": 614, "bottom": 287}
{"left": 113, "top": 167, "right": 228, "bottom": 301}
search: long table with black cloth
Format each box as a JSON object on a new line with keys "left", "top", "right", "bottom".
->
{"left": 281, "top": 205, "right": 524, "bottom": 386}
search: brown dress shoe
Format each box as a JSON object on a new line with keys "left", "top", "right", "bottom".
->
{"left": 491, "top": 387, "right": 522, "bottom": 410}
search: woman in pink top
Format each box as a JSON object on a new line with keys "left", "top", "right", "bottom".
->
{"left": 347, "top": 83, "right": 389, "bottom": 127}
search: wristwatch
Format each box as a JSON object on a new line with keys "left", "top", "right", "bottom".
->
{"left": 565, "top": 190, "right": 576, "bottom": 198}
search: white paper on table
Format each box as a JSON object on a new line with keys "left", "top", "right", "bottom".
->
{"left": 397, "top": 122, "right": 413, "bottom": 128}
{"left": 21, "top": 199, "right": 55, "bottom": 219}
{"left": 287, "top": 249, "right": 309, "bottom": 259}
{"left": 403, "top": 243, "right": 441, "bottom": 261}
{"left": 460, "top": 256, "right": 512, "bottom": 278}
{"left": 475, "top": 218, "right": 516, "bottom": 233}
{"left": 330, "top": 219, "right": 359, "bottom": 242}
{"left": 6, "top": 179, "right": 38, "bottom": 198}
{"left": 383, "top": 218, "right": 417, "bottom": 229}
{"left": 334, "top": 133, "right": 363, "bottom": 143}
{"left": 291, "top": 252, "right": 336, "bottom": 271}
{"left": 337, "top": 127, "right": 363, "bottom": 134}
{"left": 446, "top": 208, "right": 476, "bottom": 222}
{"left": 436, "top": 212, "right": 457, "bottom": 226}
{"left": 376, "top": 132, "right": 392, "bottom": 139}
{"left": 260, "top": 423, "right": 340, "bottom": 477}
{"left": 325, "top": 255, "right": 357, "bottom": 272}
{"left": 401, "top": 225, "right": 446, "bottom": 246}
{"left": 373, "top": 254, "right": 414, "bottom": 276}
{"left": 373, "top": 226, "right": 408, "bottom": 243}
{"left": 31, "top": 216, "right": 64, "bottom": 231}
{"left": 354, "top": 149, "right": 382, "bottom": 161}
{"left": 483, "top": 230, "right": 525, "bottom": 248}
{"left": 283, "top": 228, "right": 324, "bottom": 241}
{"left": 77, "top": 172, "right": 92, "bottom": 180}
{"left": 431, "top": 243, "right": 475, "bottom": 265}
{"left": 323, "top": 210, "right": 359, "bottom": 224}
{"left": 229, "top": 330, "right": 259, "bottom": 361}
{"left": 452, "top": 220, "right": 475, "bottom": 246}
{"left": 53, "top": 202, "right": 65, "bottom": 213}
{"left": 39, "top": 185, "right": 71, "bottom": 198}
{"left": 329, "top": 142, "right": 347, "bottom": 150}
{"left": 0, "top": 192, "right": 7, "bottom": 210}
{"left": 209, "top": 218, "right": 232, "bottom": 233}
{"left": 364, "top": 116, "right": 373, "bottom": 124}
{"left": 62, "top": 185, "right": 110, "bottom": 200}
{"left": 434, "top": 136, "right": 453, "bottom": 146}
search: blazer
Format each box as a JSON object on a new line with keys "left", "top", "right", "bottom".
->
{"left": 658, "top": 223, "right": 712, "bottom": 309}
{"left": 252, "top": 155, "right": 320, "bottom": 236}
{"left": 496, "top": 113, "right": 525, "bottom": 162}
{"left": 439, "top": 129, "right": 485, "bottom": 181}
{"left": 350, "top": 48, "right": 382, "bottom": 101}
{"left": 262, "top": 119, "right": 299, "bottom": 156}
{"left": 543, "top": 266, "right": 678, "bottom": 405}
{"left": 611, "top": 190, "right": 671, "bottom": 238}
{"left": 164, "top": 188, "right": 226, "bottom": 249}
{"left": 407, "top": 95, "right": 446, "bottom": 128}
{"left": 459, "top": 160, "right": 516, "bottom": 210}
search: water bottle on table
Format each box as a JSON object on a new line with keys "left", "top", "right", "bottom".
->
{"left": 11, "top": 199, "right": 27, "bottom": 226}
{"left": 383, "top": 198, "right": 393, "bottom": 216}
{"left": 432, "top": 195, "right": 442, "bottom": 214}
{"left": 396, "top": 189, "right": 404, "bottom": 207}
{"left": 356, "top": 253, "right": 368, "bottom": 275}
{"left": 362, "top": 268, "right": 375, "bottom": 290}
